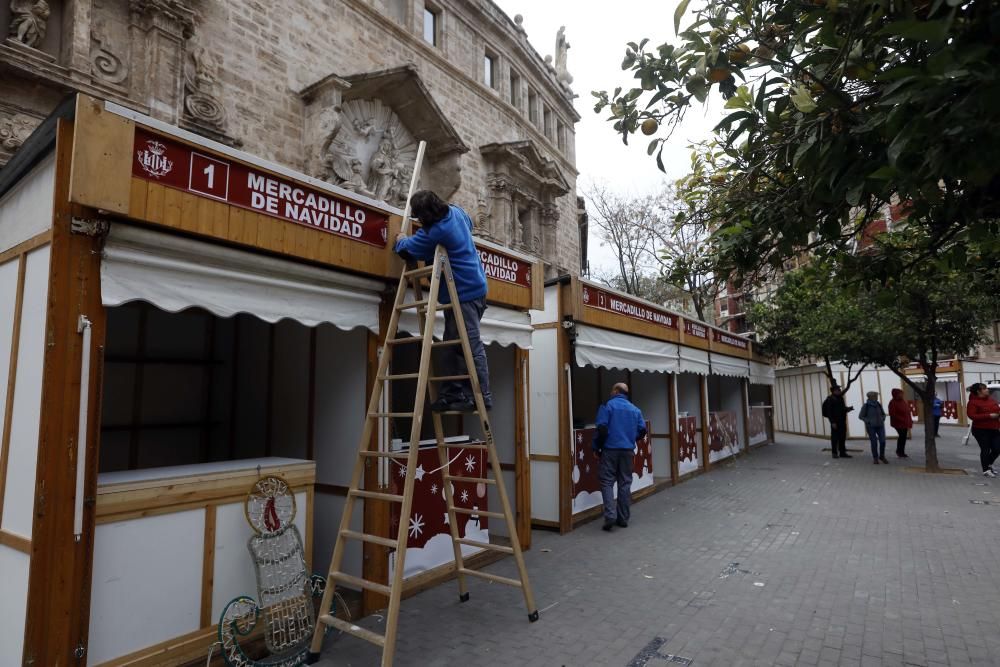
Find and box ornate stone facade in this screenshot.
[0,0,583,275]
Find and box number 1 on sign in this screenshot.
[189,152,229,199]
[204,164,214,189]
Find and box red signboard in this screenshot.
[132,127,389,248]
[684,319,709,340]
[581,285,678,329]
[712,329,750,350]
[477,246,531,288]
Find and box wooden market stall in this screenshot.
[0,94,542,667]
[706,327,754,465]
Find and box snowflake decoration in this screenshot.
[430,483,439,495]
[409,513,424,539]
[398,465,407,478]
[579,450,584,461]
[460,489,469,503]
[464,455,477,472]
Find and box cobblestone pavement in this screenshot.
[318,426,1000,666]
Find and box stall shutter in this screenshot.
[101,224,382,331]
[710,353,750,378]
[678,346,710,375]
[574,324,678,373]
[397,301,532,348]
[749,360,775,385]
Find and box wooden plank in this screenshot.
[145,181,165,224]
[529,453,560,462]
[199,505,217,628]
[68,95,134,213]
[557,286,572,533]
[92,622,264,667]
[162,184,182,228]
[514,347,531,548]
[179,190,200,233]
[0,529,30,553]
[0,230,52,265]
[128,176,148,220]
[0,254,26,519]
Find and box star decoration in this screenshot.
[408,513,424,538]
[414,464,426,481]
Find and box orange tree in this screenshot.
[594,0,1000,282]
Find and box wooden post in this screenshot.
[514,347,531,548]
[741,378,751,453]
[699,374,710,471]
[668,374,679,484]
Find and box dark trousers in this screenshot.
[829,420,847,456]
[867,425,886,460]
[440,297,491,405]
[894,427,908,455]
[971,428,1000,472]
[933,415,941,437]
[599,449,633,523]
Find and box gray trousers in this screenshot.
[440,297,491,405]
[599,448,633,523]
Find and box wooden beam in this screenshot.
[668,373,679,484]
[699,375,710,472]
[0,254,26,519]
[0,529,30,553]
[199,505,217,628]
[0,230,52,266]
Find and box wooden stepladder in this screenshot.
[308,143,538,667]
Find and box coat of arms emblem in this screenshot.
[136,140,173,178]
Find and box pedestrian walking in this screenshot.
[932,394,944,438]
[887,388,912,458]
[821,385,853,459]
[965,382,1000,478]
[593,383,647,531]
[859,391,888,464]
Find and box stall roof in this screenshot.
[710,353,750,378]
[749,360,775,385]
[574,324,679,374]
[679,346,710,375]
[101,224,383,331]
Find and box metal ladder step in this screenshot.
[457,568,523,588]
[328,571,392,596]
[318,614,386,647]
[340,530,398,549]
[350,489,405,503]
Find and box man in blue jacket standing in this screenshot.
[394,190,491,412]
[593,383,647,531]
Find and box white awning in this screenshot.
[573,324,678,373]
[711,353,750,378]
[749,360,775,385]
[678,346,710,375]
[101,224,382,331]
[397,299,533,349]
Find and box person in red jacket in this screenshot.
[887,388,913,458]
[966,382,1000,477]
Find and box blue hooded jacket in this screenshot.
[594,394,647,451]
[393,205,488,304]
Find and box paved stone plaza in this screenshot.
[320,427,1000,666]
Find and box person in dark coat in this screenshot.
[887,388,913,458]
[821,385,853,459]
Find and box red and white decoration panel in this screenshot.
[677,416,700,476]
[388,445,490,579]
[571,423,653,515]
[708,411,741,463]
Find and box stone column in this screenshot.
[128,0,194,123]
[62,0,94,81]
[486,173,514,246]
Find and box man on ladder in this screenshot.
[394,190,492,412]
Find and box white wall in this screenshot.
[0,154,54,253]
[2,246,49,537]
[631,371,670,479]
[528,327,559,523]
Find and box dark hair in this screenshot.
[968,382,987,394]
[409,190,449,226]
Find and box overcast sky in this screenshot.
[493,0,723,274]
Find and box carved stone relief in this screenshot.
[0,107,41,164]
[8,0,50,49]
[179,32,239,146]
[319,98,418,207]
[90,20,128,85]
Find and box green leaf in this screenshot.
[673,0,691,35]
[867,166,898,180]
[789,85,817,113]
[878,19,949,42]
[647,138,660,156]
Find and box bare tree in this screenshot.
[584,183,658,297]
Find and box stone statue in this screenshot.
[386,161,411,208]
[555,26,573,86]
[336,157,376,198]
[366,135,398,201]
[9,0,50,49]
[312,105,343,181]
